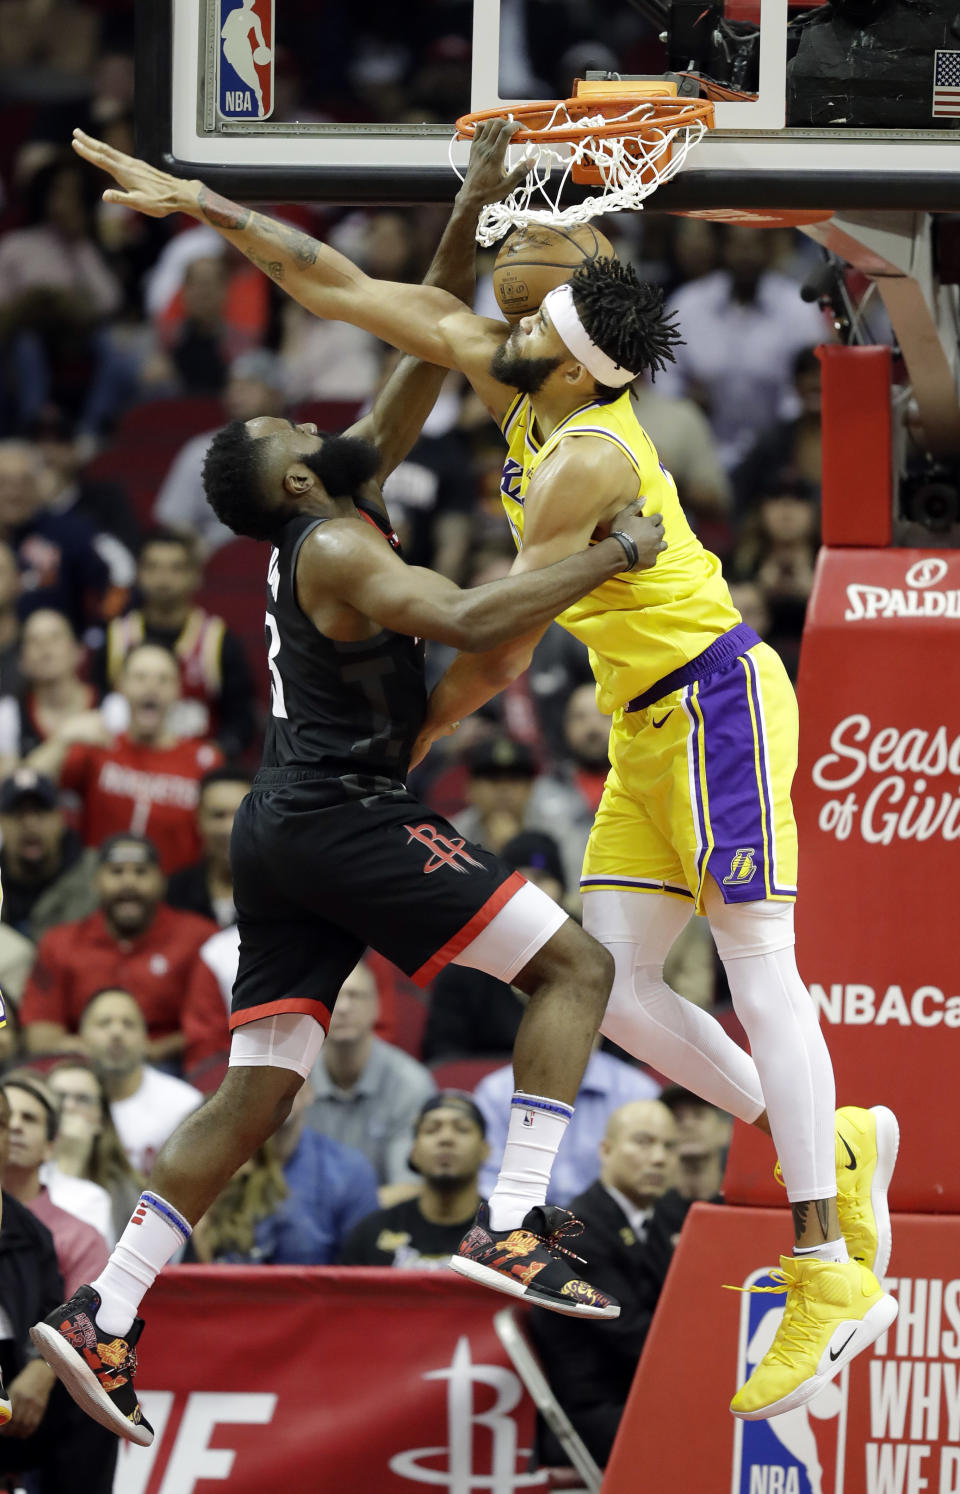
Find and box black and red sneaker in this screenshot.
[30,1285,153,1446]
[449,1202,619,1319]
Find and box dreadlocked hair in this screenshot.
[569,257,684,393]
[202,418,288,542]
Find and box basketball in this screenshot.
[253,46,271,64]
[492,222,616,322]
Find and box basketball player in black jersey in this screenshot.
[33,123,666,1447]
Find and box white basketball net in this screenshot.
[452,100,709,246]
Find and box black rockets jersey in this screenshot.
[261,508,427,783]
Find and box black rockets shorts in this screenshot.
[228,771,529,1033]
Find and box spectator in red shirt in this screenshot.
[20,833,217,1064]
[27,640,223,873]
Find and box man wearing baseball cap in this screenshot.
[0,770,98,940]
[341,1093,488,1268]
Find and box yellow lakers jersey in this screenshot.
[500,390,740,713]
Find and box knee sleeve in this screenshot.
[228,1012,325,1080]
[704,882,797,962]
[582,887,694,962]
[599,944,765,1124]
[709,900,836,1201]
[583,889,764,1121]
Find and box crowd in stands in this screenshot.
[0,0,839,1472]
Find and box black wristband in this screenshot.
[608,529,639,570]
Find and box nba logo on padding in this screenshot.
[732,1268,848,1494]
[218,0,273,120]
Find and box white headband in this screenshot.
[542,283,637,389]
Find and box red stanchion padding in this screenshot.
[724,547,960,1213]
[817,345,892,548]
[115,1267,544,1493]
[603,1203,960,1494]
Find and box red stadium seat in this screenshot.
[290,399,364,431]
[429,1057,505,1093]
[389,985,428,1056]
[116,396,224,441]
[200,537,270,706]
[86,397,226,526]
[185,1054,228,1095]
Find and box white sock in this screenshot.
[794,1238,849,1264]
[91,1192,191,1336]
[487,1093,573,1232]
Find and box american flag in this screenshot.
[933,50,960,117]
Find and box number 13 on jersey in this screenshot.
[265,611,287,718]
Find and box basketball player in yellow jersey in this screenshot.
[74,121,899,1420]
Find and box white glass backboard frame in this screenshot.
[138,0,960,209]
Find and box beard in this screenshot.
[422,1168,473,1193]
[490,339,563,396]
[301,433,380,499]
[104,898,151,937]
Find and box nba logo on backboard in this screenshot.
[731,1268,848,1494]
[218,0,273,120]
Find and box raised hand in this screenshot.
[457,117,533,207]
[72,128,199,219]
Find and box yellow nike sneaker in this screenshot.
[834,1106,900,1279]
[730,1255,898,1420]
[773,1106,900,1278]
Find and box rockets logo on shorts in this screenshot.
[218,0,274,120]
[731,1267,848,1494]
[723,847,759,886]
[404,824,486,876]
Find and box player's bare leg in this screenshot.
[508,918,612,1107]
[450,918,621,1319]
[30,1061,305,1444]
[145,1064,302,1223]
[791,1195,841,1251]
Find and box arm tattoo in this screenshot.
[197,186,251,232]
[197,188,319,274]
[268,219,319,268]
[246,251,285,283]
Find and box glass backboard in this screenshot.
[137,0,960,210]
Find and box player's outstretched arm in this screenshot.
[349,120,532,482]
[71,127,510,382]
[299,505,664,655]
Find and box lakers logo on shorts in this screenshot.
[723,848,759,886]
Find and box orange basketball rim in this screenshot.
[454,80,715,242]
[456,79,714,187]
